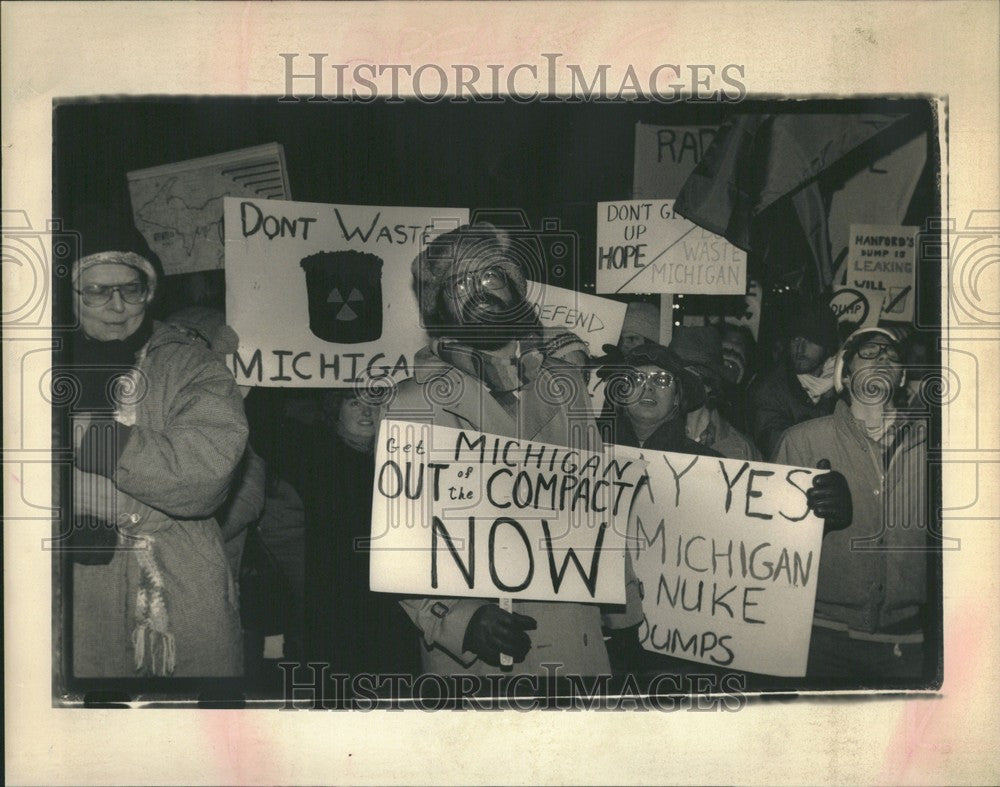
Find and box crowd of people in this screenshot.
[65,223,933,692]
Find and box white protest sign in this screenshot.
[225,197,467,387]
[614,445,824,677]
[129,143,291,275]
[632,124,719,199]
[525,281,626,355]
[596,199,746,296]
[845,223,918,322]
[369,421,645,604]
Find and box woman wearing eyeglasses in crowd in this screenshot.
[608,342,723,459]
[69,251,247,678]
[600,342,722,682]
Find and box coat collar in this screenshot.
[410,343,566,441]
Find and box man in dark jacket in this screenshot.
[748,300,840,458]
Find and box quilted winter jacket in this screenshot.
[71,322,248,677]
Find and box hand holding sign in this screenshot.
[463,603,537,667]
[807,459,853,533]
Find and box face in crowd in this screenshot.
[720,326,750,385]
[846,334,905,403]
[324,391,379,449]
[438,255,532,349]
[623,363,681,426]
[618,332,648,354]
[789,334,827,374]
[76,263,150,342]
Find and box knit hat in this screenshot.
[73,251,158,301]
[833,325,909,393]
[620,301,660,344]
[783,299,839,354]
[669,325,727,384]
[411,223,528,323]
[622,342,706,412]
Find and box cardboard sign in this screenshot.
[845,224,918,322]
[596,199,746,296]
[525,281,626,355]
[632,123,719,199]
[225,198,467,387]
[614,445,824,677]
[369,421,644,604]
[128,144,291,275]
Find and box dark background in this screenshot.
[52,96,941,336]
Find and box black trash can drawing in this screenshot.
[299,250,384,344]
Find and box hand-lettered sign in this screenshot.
[845,224,918,323]
[596,200,746,296]
[225,197,467,387]
[369,421,645,604]
[525,281,626,355]
[632,123,719,199]
[614,444,825,677]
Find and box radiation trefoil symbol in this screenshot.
[327,286,364,321]
[300,250,384,344]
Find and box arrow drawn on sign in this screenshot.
[614,224,698,294]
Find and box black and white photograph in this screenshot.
[4,2,999,784]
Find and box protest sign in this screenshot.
[845,223,918,322]
[831,284,882,328]
[369,421,644,604]
[525,281,626,355]
[128,144,291,275]
[596,199,746,296]
[632,124,719,198]
[225,198,467,387]
[613,444,824,677]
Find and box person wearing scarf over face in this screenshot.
[379,223,620,683]
[70,251,247,678]
[748,299,840,459]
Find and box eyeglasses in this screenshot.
[76,282,148,307]
[626,369,677,390]
[449,265,509,295]
[856,341,902,362]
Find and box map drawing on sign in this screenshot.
[128,143,290,276]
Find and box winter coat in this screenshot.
[747,362,837,460]
[71,322,247,678]
[774,401,928,634]
[381,344,613,678]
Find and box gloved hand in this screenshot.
[807,459,853,533]
[591,343,626,382]
[462,604,537,666]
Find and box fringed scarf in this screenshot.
[132,535,176,676]
[72,318,177,676]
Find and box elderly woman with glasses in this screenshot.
[69,251,247,677]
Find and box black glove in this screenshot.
[807,459,853,533]
[66,515,119,565]
[462,604,537,666]
[591,343,626,382]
